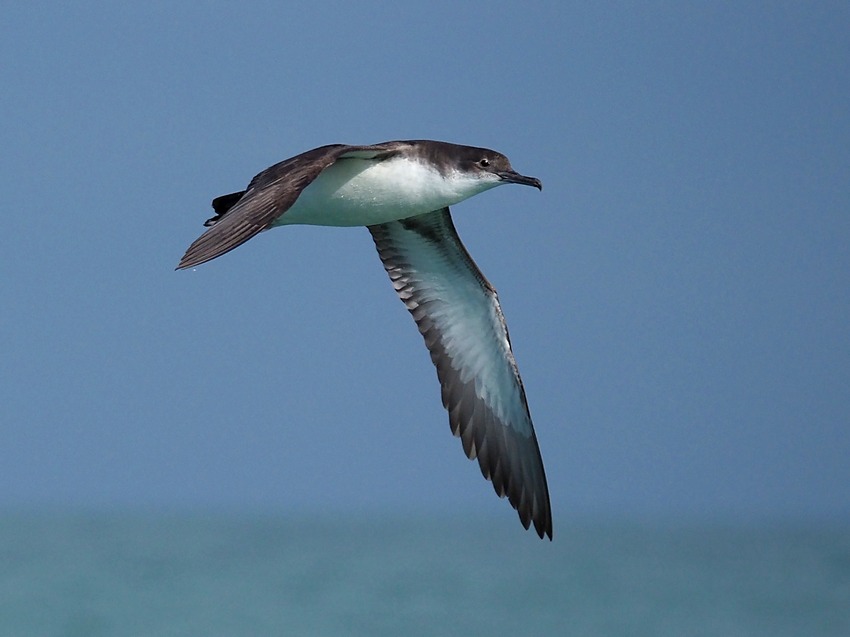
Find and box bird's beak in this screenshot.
[498,171,543,190]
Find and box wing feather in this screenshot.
[177,143,402,269]
[368,209,552,539]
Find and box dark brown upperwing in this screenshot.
[176,143,402,269]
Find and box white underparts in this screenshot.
[273,157,502,227]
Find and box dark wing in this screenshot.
[176,143,402,269]
[369,209,552,539]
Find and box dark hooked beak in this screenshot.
[498,171,543,190]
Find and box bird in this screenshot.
[177,140,552,539]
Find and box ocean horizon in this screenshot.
[2,509,848,636]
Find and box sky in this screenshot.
[1,2,848,533]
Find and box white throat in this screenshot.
[274,156,501,227]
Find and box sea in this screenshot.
[1,511,848,636]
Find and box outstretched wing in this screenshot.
[176,143,401,269]
[369,209,552,539]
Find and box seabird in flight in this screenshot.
[177,140,552,539]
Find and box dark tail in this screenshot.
[204,190,246,226]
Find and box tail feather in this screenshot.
[204,190,246,226]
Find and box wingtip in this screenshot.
[175,254,196,271]
[522,503,553,541]
[175,248,211,271]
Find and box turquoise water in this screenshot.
[2,512,848,636]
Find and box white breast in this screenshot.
[275,157,500,227]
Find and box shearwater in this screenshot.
[177,140,552,539]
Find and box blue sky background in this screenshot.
[1,2,848,534]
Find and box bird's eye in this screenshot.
[478,158,490,168]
